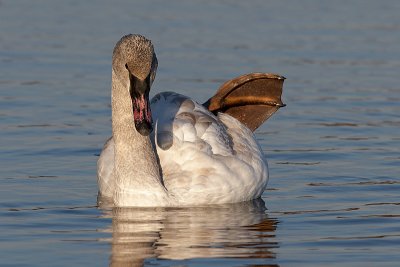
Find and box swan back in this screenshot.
[151,92,268,205]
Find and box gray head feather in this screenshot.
[112,34,157,81]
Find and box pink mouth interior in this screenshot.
[132,94,152,124]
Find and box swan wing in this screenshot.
[151,92,268,205]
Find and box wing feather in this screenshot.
[151,92,268,205]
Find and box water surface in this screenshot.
[1,1,399,266]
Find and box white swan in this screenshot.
[97,34,270,207]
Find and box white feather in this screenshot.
[98,92,268,206]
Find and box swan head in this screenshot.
[112,34,158,136]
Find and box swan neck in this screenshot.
[111,69,166,205]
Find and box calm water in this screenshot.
[1,1,399,266]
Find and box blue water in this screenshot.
[1,1,399,266]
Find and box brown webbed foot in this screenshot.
[204,73,285,131]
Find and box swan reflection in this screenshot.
[100,198,278,266]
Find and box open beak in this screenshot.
[128,71,153,136]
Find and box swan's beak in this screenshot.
[129,72,153,136]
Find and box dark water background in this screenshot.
[1,1,399,266]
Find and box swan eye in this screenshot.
[125,63,129,70]
[146,72,151,84]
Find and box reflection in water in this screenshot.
[100,199,278,266]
